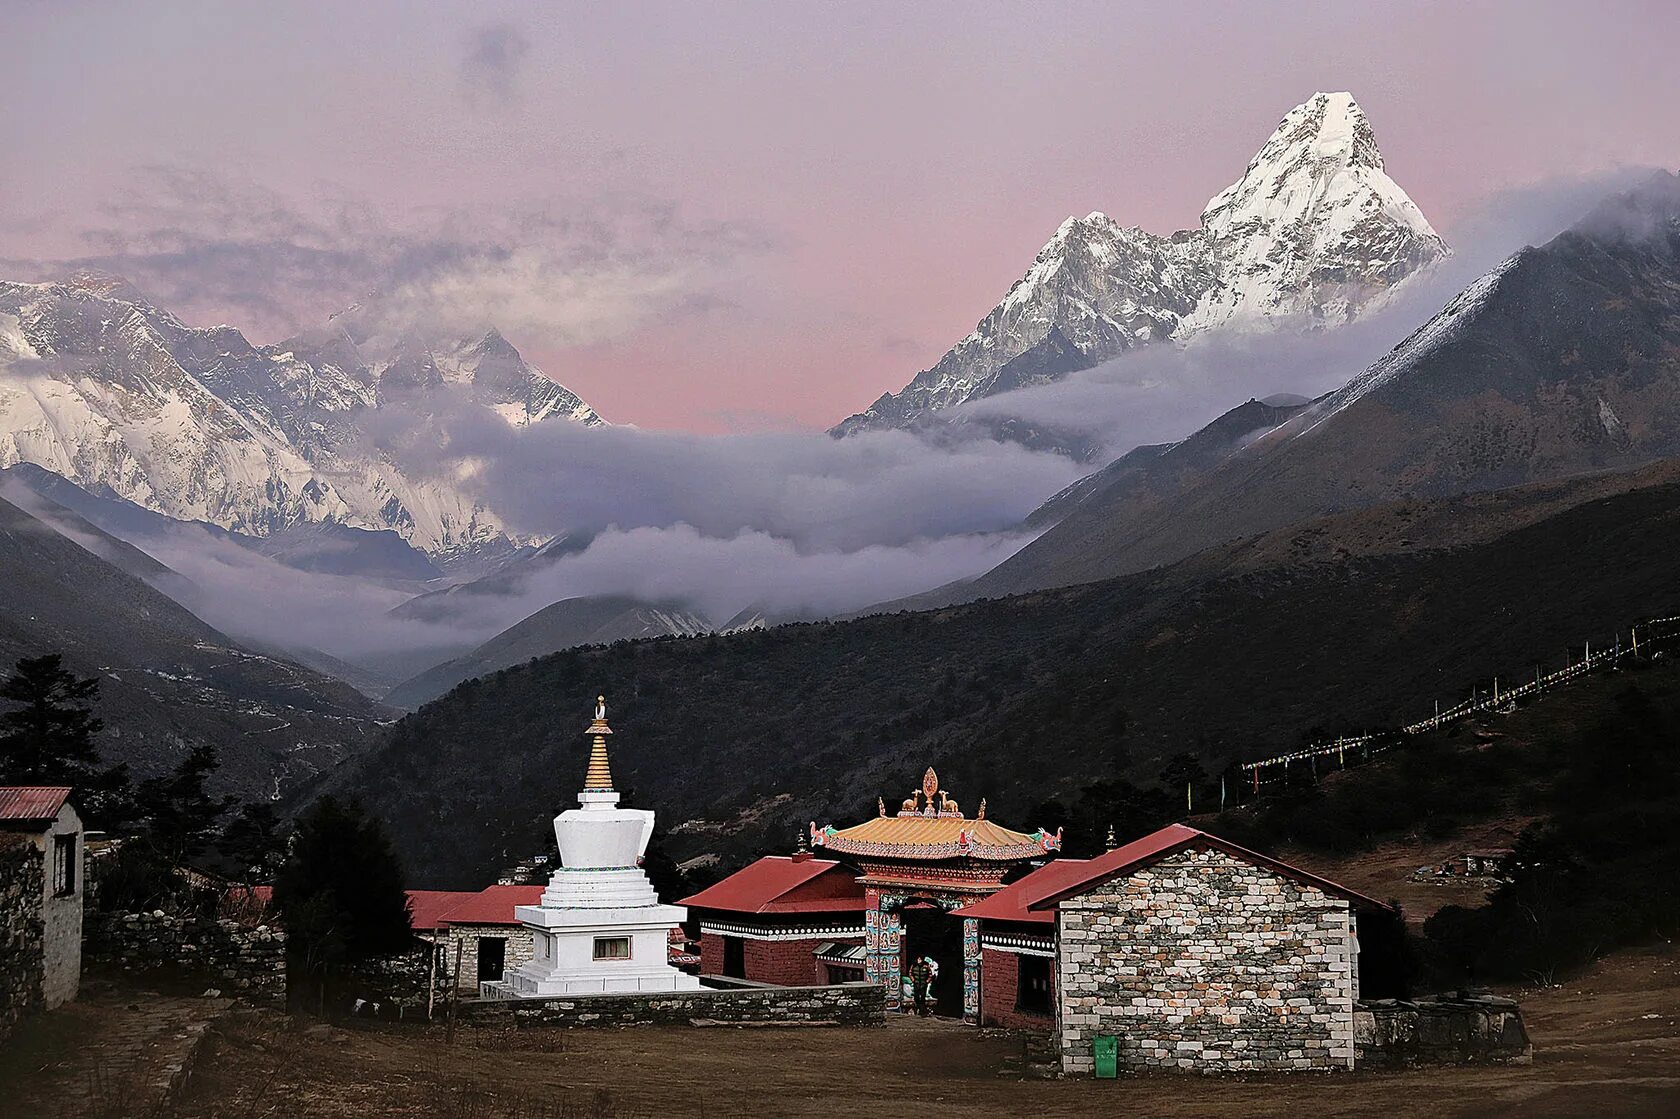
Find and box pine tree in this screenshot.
[0,654,104,785]
[274,796,414,1012]
[134,744,231,868]
[218,803,289,883]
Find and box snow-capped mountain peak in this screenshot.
[835,91,1447,436]
[0,277,604,562]
[1192,91,1446,328]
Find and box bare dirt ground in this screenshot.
[148,945,1680,1119]
[0,983,229,1119]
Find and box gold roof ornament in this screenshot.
[583,695,614,791]
[808,766,1063,860]
[1105,824,1118,850]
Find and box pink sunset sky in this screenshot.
[5,0,1677,433]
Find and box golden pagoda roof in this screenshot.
[810,767,1061,862]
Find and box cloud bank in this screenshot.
[2,168,772,351]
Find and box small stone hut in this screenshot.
[1015,823,1387,1074]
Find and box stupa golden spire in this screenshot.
[584,695,614,791]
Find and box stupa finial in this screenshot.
[1105,823,1118,850]
[583,695,614,791]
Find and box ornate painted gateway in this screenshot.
[810,768,1061,1020]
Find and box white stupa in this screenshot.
[504,697,700,996]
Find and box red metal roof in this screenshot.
[407,889,477,931]
[1023,824,1389,913]
[437,885,545,927]
[953,857,1094,925]
[0,786,71,825]
[679,855,866,915]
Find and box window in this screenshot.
[1016,954,1052,1014]
[52,834,76,897]
[476,936,507,981]
[826,963,864,985]
[593,936,631,961]
[722,935,745,978]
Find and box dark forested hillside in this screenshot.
[0,495,389,798]
[337,477,1680,887]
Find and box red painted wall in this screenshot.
[698,932,865,986]
[979,947,1055,1031]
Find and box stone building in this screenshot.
[409,885,542,990]
[1018,823,1385,1075]
[0,787,85,1028]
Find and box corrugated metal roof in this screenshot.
[407,889,478,931]
[0,786,71,825]
[680,855,865,915]
[1024,824,1390,912]
[438,885,545,926]
[953,857,1094,925]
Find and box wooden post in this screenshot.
[426,937,439,1021]
[446,940,463,1045]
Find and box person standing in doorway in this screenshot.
[910,956,933,1017]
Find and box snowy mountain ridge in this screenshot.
[0,271,603,562]
[835,92,1448,435]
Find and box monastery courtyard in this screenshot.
[6,942,1662,1119]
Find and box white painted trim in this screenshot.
[700,921,866,942]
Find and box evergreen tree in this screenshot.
[274,796,413,1012]
[0,654,104,785]
[218,803,290,883]
[134,744,231,868]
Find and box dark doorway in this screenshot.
[899,902,963,1017]
[1016,954,1052,1015]
[723,935,746,979]
[476,936,507,982]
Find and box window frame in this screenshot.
[592,935,632,961]
[52,833,77,898]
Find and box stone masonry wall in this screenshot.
[461,981,884,1028]
[85,911,285,1006]
[0,836,46,1039]
[1356,994,1532,1067]
[1058,847,1356,1074]
[441,924,535,989]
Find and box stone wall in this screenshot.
[1355,994,1532,1067]
[85,911,285,1006]
[460,981,884,1028]
[439,924,535,989]
[1057,847,1357,1074]
[0,836,46,1039]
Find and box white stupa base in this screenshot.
[502,883,698,998]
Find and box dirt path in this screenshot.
[0,984,230,1119]
[163,946,1680,1117]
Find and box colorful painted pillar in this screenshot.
[863,887,882,988]
[882,907,903,1010]
[962,917,980,1024]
